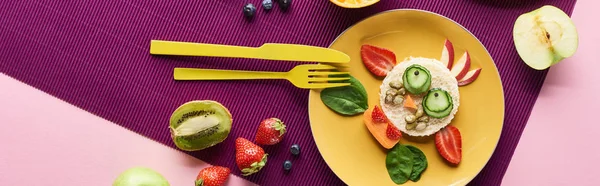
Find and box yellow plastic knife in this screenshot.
[149,40,350,63]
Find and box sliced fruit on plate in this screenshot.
[386,123,402,140]
[439,39,455,70]
[458,68,482,86]
[435,125,462,165]
[360,44,397,77]
[363,106,400,149]
[513,5,579,70]
[372,105,390,123]
[450,51,471,80]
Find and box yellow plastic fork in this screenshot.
[173,64,351,89]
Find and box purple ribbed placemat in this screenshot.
[1,0,576,185]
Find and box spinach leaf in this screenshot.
[385,144,414,184]
[345,75,368,100]
[406,145,428,182]
[320,75,368,116]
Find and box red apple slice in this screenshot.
[458,68,482,86]
[450,51,471,80]
[440,39,455,70]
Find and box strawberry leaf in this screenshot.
[241,154,268,176]
[271,119,286,137]
[195,179,204,186]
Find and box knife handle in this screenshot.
[150,40,260,58]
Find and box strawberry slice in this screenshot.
[385,123,402,140]
[435,125,462,165]
[371,105,389,123]
[361,45,397,77]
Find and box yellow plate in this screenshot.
[308,9,504,186]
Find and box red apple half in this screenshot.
[440,39,455,70]
[450,51,471,80]
[458,68,482,86]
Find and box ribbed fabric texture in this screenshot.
[0,0,576,185]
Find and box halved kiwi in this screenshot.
[169,100,233,151]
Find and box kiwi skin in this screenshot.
[169,100,233,151]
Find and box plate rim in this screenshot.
[308,8,506,185]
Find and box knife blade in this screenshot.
[149,40,350,63]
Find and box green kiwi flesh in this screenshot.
[169,100,232,151]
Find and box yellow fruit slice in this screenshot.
[330,0,379,8]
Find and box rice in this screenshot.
[379,57,460,137]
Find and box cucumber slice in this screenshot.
[424,89,451,112]
[423,88,453,118]
[402,64,431,95]
[425,103,453,119]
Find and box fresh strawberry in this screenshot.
[360,44,397,77]
[371,105,389,123]
[435,125,462,165]
[385,123,402,140]
[195,166,230,186]
[235,137,268,176]
[255,118,286,145]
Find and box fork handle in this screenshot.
[151,40,258,58]
[173,68,287,80]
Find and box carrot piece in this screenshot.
[404,95,417,110]
[363,106,400,149]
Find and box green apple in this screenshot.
[113,167,170,186]
[513,5,579,70]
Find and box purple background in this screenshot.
[0,0,576,185]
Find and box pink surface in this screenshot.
[0,2,597,186]
[502,0,600,185]
[0,75,256,186]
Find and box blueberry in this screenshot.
[290,144,300,155]
[278,0,291,10]
[283,160,292,171]
[243,3,256,18]
[262,0,273,10]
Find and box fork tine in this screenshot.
[309,77,350,82]
[307,83,351,89]
[308,71,349,76]
[326,63,349,68]
[308,64,338,70]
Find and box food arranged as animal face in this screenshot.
[358,39,475,183]
[379,57,460,137]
